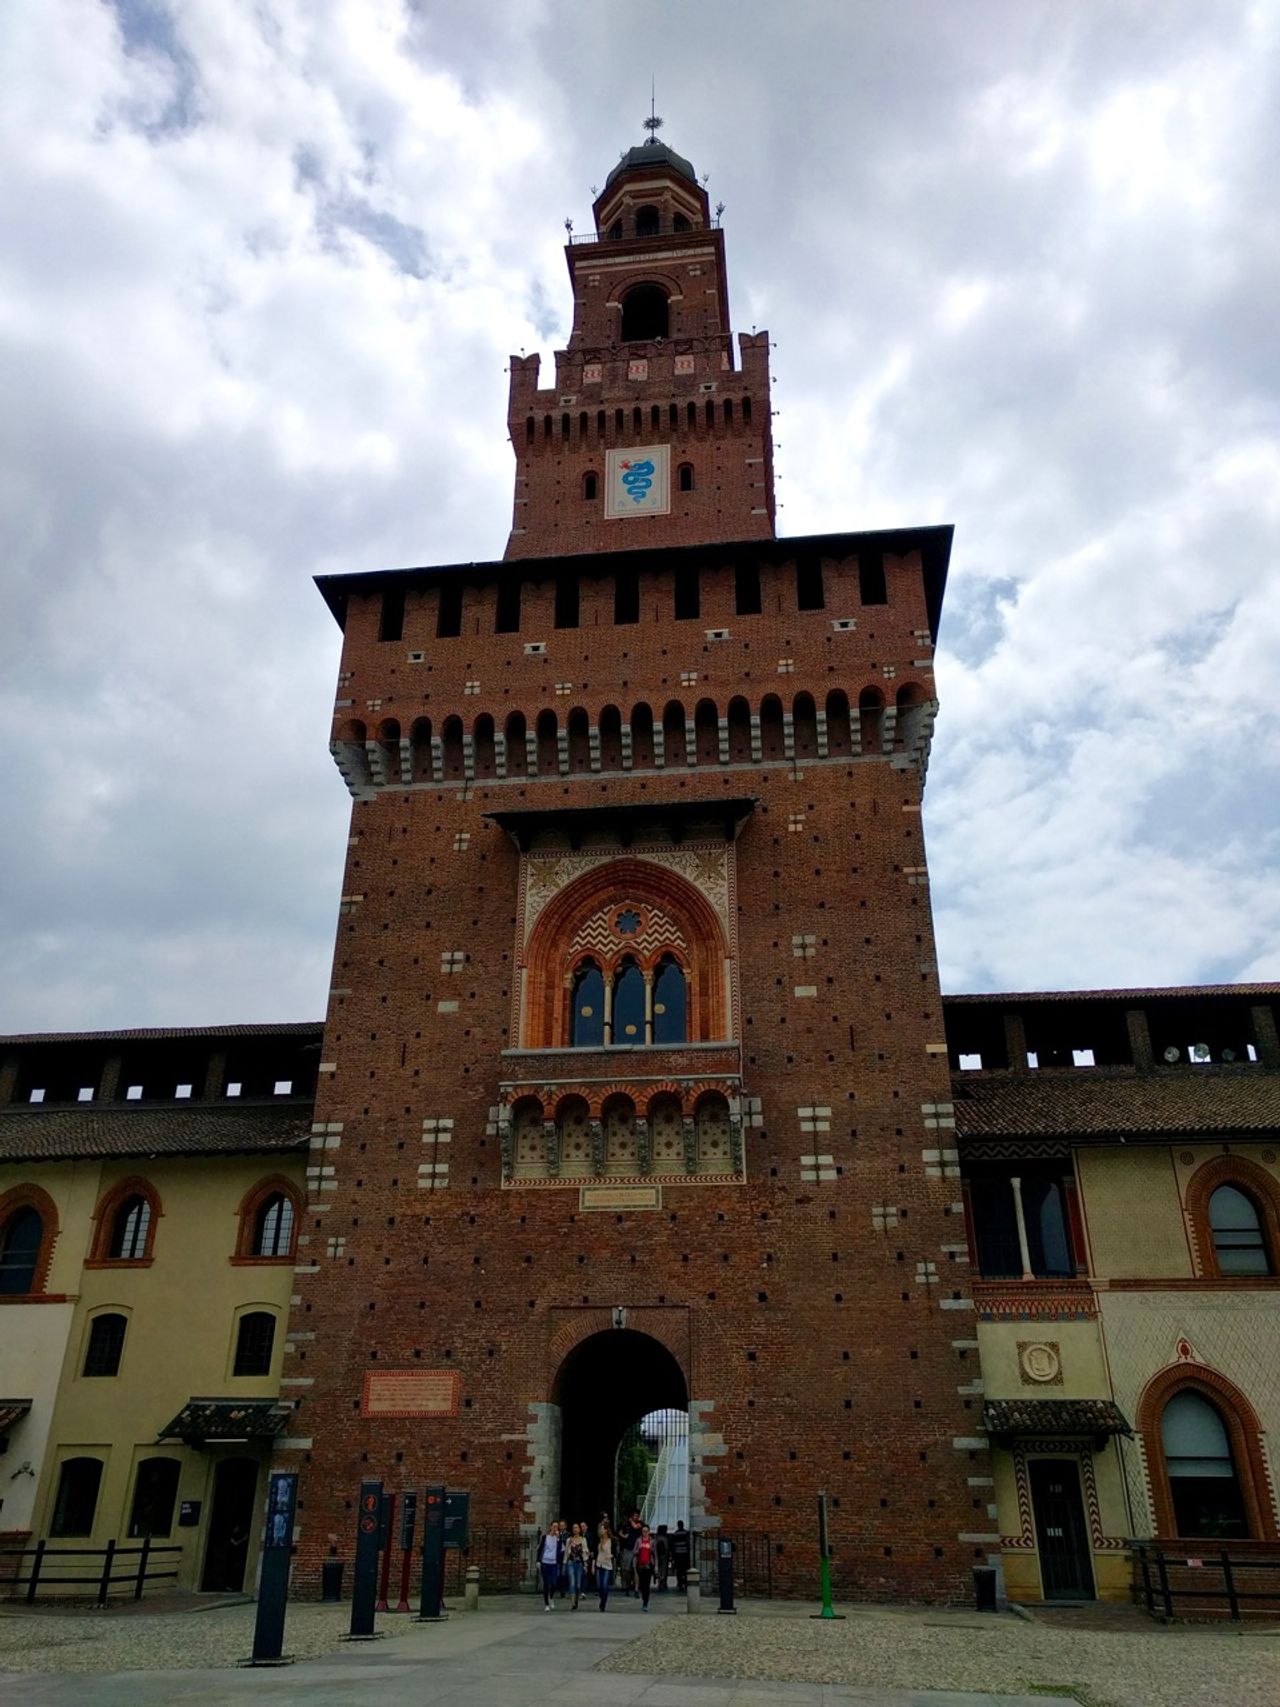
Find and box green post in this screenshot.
[812,1490,842,1619]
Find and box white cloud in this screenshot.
[1,0,1277,1027]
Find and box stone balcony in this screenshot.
[494,1040,749,1189]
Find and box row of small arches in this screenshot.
[333,686,934,790]
[506,1089,736,1178]
[527,395,753,446]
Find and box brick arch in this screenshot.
[0,1182,60,1297]
[547,1311,690,1400]
[1184,1153,1280,1278]
[523,857,728,1047]
[1136,1360,1278,1540]
[605,269,684,314]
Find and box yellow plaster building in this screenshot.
[947,986,1280,1607]
[0,1024,317,1596]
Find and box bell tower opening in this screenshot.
[621,283,670,342]
[551,1327,688,1527]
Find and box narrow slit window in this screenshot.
[678,463,694,492]
[495,578,522,634]
[674,570,701,621]
[614,569,640,625]
[378,587,405,642]
[796,556,825,610]
[859,553,887,605]
[734,560,762,616]
[554,575,580,630]
[436,581,463,638]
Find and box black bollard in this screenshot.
[716,1537,736,1614]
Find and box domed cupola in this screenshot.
[591,118,711,242]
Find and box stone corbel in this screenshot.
[636,1117,652,1176]
[728,1114,744,1174]
[682,1116,698,1175]
[543,1119,560,1178]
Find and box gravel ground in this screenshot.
[0,1603,405,1673]
[594,1608,1280,1707]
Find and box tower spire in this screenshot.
[643,81,663,144]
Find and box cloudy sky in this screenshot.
[3,0,1278,1031]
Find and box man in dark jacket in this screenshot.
[655,1524,670,1591]
[670,1519,692,1591]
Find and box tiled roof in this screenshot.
[0,1022,323,1046]
[157,1398,290,1444]
[952,1070,1280,1140]
[0,1401,32,1433]
[945,985,1280,1006]
[0,1103,313,1162]
[983,1399,1131,1437]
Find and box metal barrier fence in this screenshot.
[1135,1542,1280,1620]
[695,1530,773,1599]
[434,1527,773,1598]
[442,1529,529,1596]
[0,1536,182,1606]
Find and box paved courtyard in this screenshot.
[1,1593,1277,1707]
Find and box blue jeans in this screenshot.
[540,1560,558,1603]
[596,1566,613,1608]
[566,1560,584,1598]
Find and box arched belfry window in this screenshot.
[612,960,646,1045]
[621,284,669,342]
[652,956,687,1045]
[635,204,660,237]
[1161,1391,1247,1538]
[571,961,605,1047]
[1208,1185,1271,1274]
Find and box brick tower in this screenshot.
[506,135,774,557]
[284,128,991,1603]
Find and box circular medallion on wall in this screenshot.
[1017,1340,1062,1385]
[1179,1150,1195,1166]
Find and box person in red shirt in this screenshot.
[634,1523,656,1610]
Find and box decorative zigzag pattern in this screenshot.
[568,902,688,966]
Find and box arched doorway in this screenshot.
[552,1328,688,1528]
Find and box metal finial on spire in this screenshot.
[643,79,663,143]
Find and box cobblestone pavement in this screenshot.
[1,1593,1276,1706]
[595,1604,1280,1707]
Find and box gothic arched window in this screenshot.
[1161,1391,1248,1538]
[0,1204,45,1295]
[109,1194,152,1261]
[254,1193,294,1259]
[652,956,687,1044]
[1208,1185,1271,1275]
[612,960,646,1045]
[571,961,605,1047]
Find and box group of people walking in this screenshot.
[534,1512,693,1612]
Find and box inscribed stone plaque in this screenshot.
[361,1369,460,1419]
[579,1184,662,1212]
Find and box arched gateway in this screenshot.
[551,1328,689,1527]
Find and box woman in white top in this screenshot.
[595,1523,615,1611]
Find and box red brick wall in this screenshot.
[283,541,993,1602]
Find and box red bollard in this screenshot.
[375,1493,396,1613]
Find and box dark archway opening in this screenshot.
[621,285,669,342]
[553,1328,687,1527]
